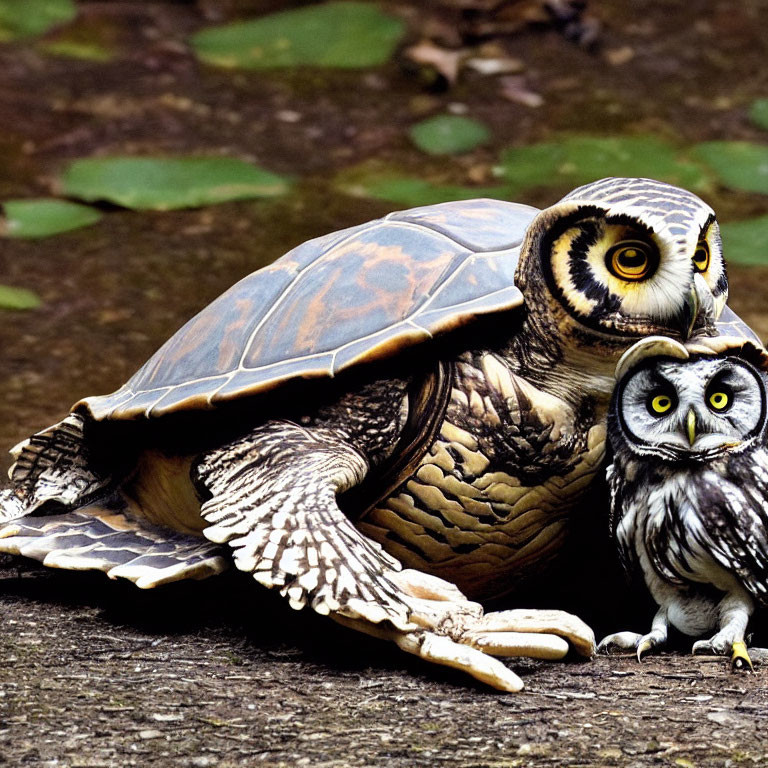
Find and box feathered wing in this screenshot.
[605,461,636,574]
[692,455,768,606]
[195,420,415,630]
[606,454,693,589]
[605,457,659,582]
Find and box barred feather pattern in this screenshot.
[608,451,768,608]
[195,420,412,629]
[0,414,110,523]
[561,177,715,248]
[0,506,228,588]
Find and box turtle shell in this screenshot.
[77,199,539,421]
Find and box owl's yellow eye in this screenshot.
[605,240,656,282]
[650,394,673,414]
[693,241,710,273]
[709,391,730,411]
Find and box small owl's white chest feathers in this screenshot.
[617,470,747,636]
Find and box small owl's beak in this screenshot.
[686,408,697,446]
[681,273,716,339]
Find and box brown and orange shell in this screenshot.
[76,199,539,421]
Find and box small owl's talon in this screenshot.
[731,641,754,672]
[692,640,711,656]
[598,625,666,661]
[636,639,653,662]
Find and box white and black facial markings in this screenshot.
[541,178,727,334]
[613,355,768,462]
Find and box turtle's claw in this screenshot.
[395,631,525,692]
[730,641,754,672]
[334,569,596,692]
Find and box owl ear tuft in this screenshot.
[615,336,689,382]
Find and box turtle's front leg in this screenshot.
[195,420,594,692]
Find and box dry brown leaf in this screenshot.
[499,75,544,107]
[404,40,468,84]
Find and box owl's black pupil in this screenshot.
[694,249,706,264]
[646,389,677,417]
[620,249,644,266]
[605,240,657,282]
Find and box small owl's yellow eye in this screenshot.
[650,394,673,414]
[693,241,710,273]
[709,391,730,410]
[606,240,655,282]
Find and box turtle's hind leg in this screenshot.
[0,498,228,588]
[1,413,227,587]
[1,414,110,522]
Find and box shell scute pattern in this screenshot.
[241,225,473,368]
[715,306,763,346]
[77,200,537,421]
[389,198,538,251]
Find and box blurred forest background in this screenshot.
[2,1,768,766]
[2,0,768,463]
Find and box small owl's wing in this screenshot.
[605,460,646,580]
[694,464,768,605]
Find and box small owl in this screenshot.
[599,343,768,669]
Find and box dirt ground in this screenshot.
[3,1,768,766]
[4,562,768,768]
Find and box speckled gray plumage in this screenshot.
[602,354,768,658]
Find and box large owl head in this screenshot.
[518,177,727,341]
[610,346,768,463]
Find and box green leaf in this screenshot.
[190,2,405,69]
[2,198,102,238]
[409,115,491,156]
[59,156,291,210]
[748,99,768,132]
[338,172,505,207]
[720,215,768,266]
[40,39,112,62]
[498,136,707,192]
[0,285,42,311]
[693,141,768,195]
[0,0,76,41]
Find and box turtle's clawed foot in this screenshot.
[334,569,595,693]
[598,629,666,661]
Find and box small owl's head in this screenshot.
[611,353,768,462]
[519,177,727,341]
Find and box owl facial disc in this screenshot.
[614,355,768,461]
[529,177,728,340]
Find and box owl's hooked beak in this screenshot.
[680,273,716,339]
[686,408,697,447]
[683,407,741,452]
